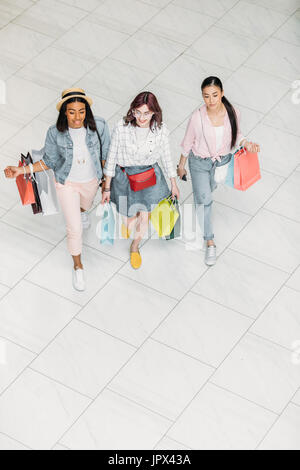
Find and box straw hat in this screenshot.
[56,88,93,111]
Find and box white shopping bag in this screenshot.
[31,148,60,216]
[214,162,230,184]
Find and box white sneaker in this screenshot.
[72,268,86,291]
[81,211,90,230]
[205,245,217,266]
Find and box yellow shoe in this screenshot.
[130,251,142,269]
[121,223,131,239]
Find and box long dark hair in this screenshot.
[124,91,163,131]
[201,76,237,149]
[56,97,97,133]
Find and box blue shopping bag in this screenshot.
[225,153,235,188]
[100,202,115,245]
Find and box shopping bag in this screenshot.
[166,197,181,240]
[31,149,60,216]
[23,152,43,215]
[234,147,261,191]
[214,164,229,184]
[97,202,115,245]
[150,195,179,238]
[225,152,235,188]
[16,159,36,205]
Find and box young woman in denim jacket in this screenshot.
[5,88,110,292]
[102,91,179,270]
[177,76,260,266]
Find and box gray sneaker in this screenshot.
[205,245,217,266]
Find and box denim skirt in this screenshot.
[110,163,170,217]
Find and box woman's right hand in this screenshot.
[177,165,187,180]
[101,190,111,204]
[4,166,21,179]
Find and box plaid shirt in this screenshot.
[104,119,176,178]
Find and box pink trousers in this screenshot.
[55,178,99,256]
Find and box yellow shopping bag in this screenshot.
[150,196,179,238]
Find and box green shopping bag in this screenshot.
[166,197,181,240]
[150,195,179,238]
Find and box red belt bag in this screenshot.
[121,166,156,192]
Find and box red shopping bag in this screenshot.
[234,147,261,191]
[16,161,36,205]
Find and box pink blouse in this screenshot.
[181,104,245,161]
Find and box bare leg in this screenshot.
[131,211,150,252]
[72,254,83,270]
[123,213,139,232]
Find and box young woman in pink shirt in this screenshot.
[177,76,260,266]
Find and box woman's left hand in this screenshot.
[244,141,260,153]
[171,184,180,201]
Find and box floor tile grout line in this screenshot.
[248,331,298,354]
[190,290,257,321]
[285,284,300,294]
[51,233,212,448]
[117,272,179,302]
[27,366,94,400]
[215,153,300,274]
[163,1,240,19]
[255,385,300,449]
[0,219,60,247]
[153,244,297,447]
[149,337,217,370]
[9,135,293,447]
[223,244,292,275]
[99,0,238,121]
[106,387,174,423]
[155,436,193,451]
[153,429,194,450]
[0,0,127,151]
[50,0,100,14]
[262,119,300,139]
[0,0,298,450]
[209,0,294,44]
[0,334,37,356]
[74,317,138,350]
[228,247,291,274]
[263,207,300,225]
[0,35,91,149]
[208,381,280,416]
[82,242,129,264]
[0,232,64,303]
[0,0,188,158]
[22,3,300,450]
[22,278,82,307]
[0,430,33,450]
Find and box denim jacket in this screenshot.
[43,117,110,185]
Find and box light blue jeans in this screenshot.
[188,151,232,241]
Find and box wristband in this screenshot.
[104,188,111,192]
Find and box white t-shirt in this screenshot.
[215,126,224,153]
[67,127,97,183]
[135,126,151,159]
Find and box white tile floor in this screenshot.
[0,0,299,450]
